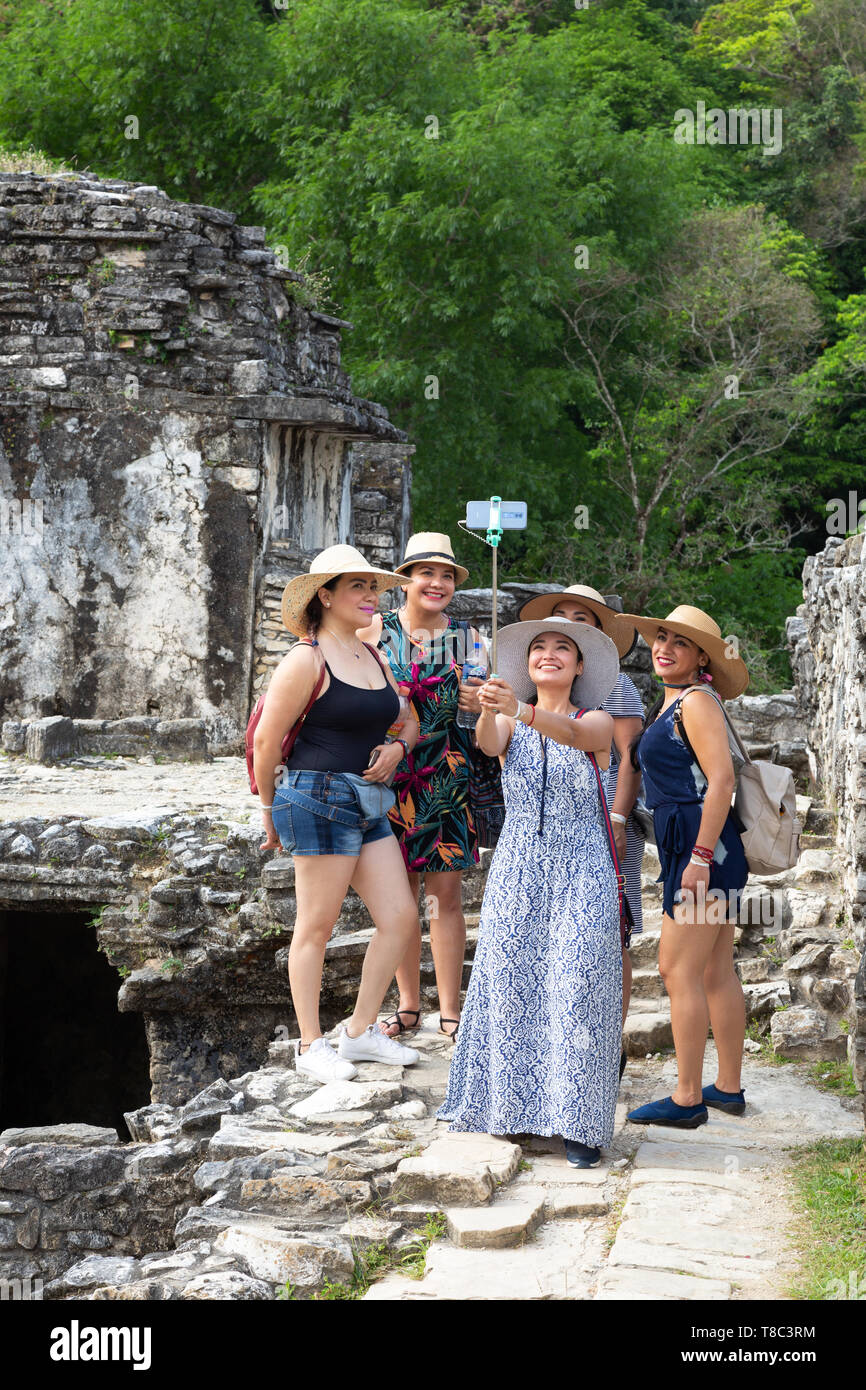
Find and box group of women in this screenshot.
[252,532,750,1168]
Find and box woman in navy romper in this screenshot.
[615,606,750,1129]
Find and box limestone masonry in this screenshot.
[0,171,411,746]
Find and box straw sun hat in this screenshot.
[618,604,749,700]
[519,584,635,658]
[280,545,405,640]
[393,532,469,586]
[495,618,621,710]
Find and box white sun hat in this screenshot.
[495,617,621,710]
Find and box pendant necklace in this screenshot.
[326,629,361,660]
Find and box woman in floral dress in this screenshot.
[359,533,484,1041]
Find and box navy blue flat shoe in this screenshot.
[703,1083,746,1115]
[626,1096,708,1128]
[564,1138,601,1168]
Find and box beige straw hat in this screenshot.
[618,605,749,699]
[393,532,469,585]
[518,584,635,658]
[280,545,405,639]
[495,618,621,710]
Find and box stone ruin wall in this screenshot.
[788,531,866,1094]
[0,171,412,747]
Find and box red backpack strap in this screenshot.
[283,642,326,760]
[246,641,325,795]
[362,640,390,675]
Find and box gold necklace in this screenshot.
[323,628,361,660]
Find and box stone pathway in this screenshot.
[365,1029,861,1302]
[36,1007,861,1301]
[0,754,254,820]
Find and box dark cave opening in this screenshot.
[0,907,151,1140]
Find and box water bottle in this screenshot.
[456,641,487,728]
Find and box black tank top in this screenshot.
[287,646,400,775]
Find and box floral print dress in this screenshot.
[379,610,480,873]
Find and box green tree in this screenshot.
[0,0,277,213]
[253,0,706,564]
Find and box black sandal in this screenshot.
[380,1009,421,1037]
[439,1016,459,1042]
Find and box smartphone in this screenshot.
[367,750,380,768]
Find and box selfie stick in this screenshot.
[486,496,502,673]
[459,497,526,674]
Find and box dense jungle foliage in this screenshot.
[2,0,865,684]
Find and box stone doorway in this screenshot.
[0,907,151,1140]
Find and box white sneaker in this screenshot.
[338,1024,420,1066]
[294,1037,357,1083]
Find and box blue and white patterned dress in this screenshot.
[438,716,622,1147]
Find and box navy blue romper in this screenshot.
[637,692,747,919]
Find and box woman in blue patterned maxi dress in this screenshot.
[438,619,623,1164]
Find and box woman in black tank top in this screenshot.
[287,657,402,774]
[253,546,425,1085]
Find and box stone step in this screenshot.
[628,930,661,968]
[390,1133,521,1206]
[595,1266,732,1300]
[364,1219,605,1300]
[623,1007,673,1056]
[631,968,666,1001]
[803,803,833,836]
[443,1189,547,1249]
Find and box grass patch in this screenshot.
[396,1212,447,1280]
[605,1183,630,1250]
[312,1241,393,1300]
[301,1212,448,1300]
[809,1061,858,1098]
[0,143,76,175]
[788,1137,866,1300]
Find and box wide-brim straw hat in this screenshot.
[281,545,405,639]
[393,532,469,585]
[619,604,749,699]
[495,618,621,710]
[518,584,635,658]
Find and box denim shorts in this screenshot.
[271,769,394,857]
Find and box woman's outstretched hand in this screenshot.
[477,677,519,717]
